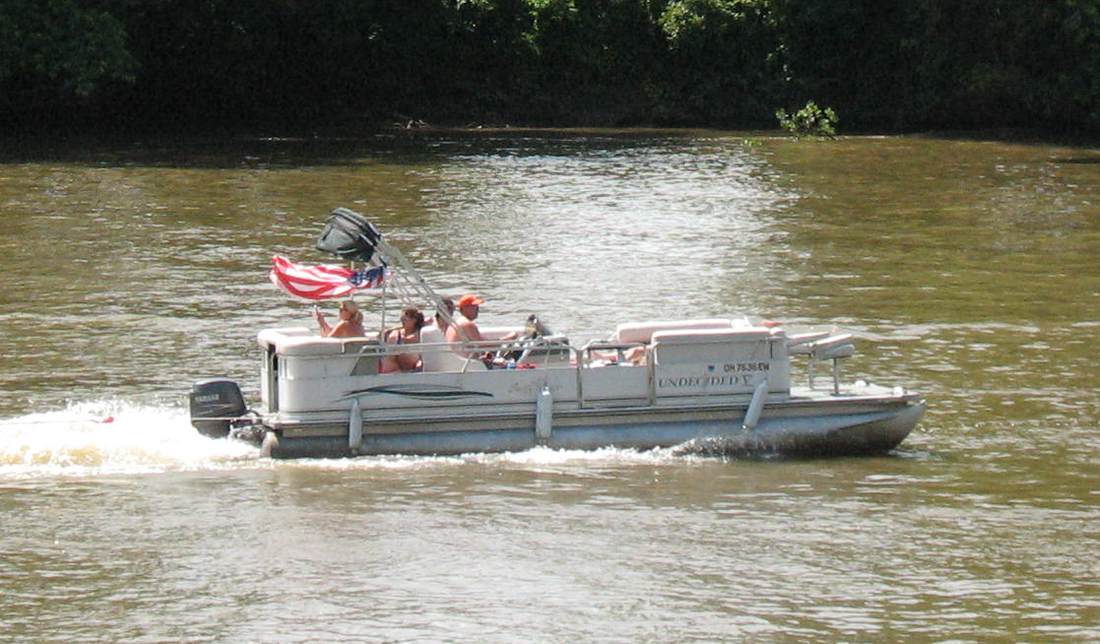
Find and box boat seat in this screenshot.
[651,328,774,344]
[420,350,487,373]
[516,334,571,367]
[651,327,778,365]
[612,318,740,345]
[257,326,311,347]
[257,328,382,356]
[478,326,526,341]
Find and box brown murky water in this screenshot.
[1,131,1097,641]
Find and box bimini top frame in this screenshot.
[315,207,458,336]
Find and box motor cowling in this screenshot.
[189,378,247,438]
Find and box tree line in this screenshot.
[3,0,1098,134]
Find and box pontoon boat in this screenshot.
[189,209,925,459]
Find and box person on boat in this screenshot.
[314,299,366,338]
[420,298,454,343]
[445,294,485,346]
[381,307,425,372]
[446,293,518,365]
[417,298,454,372]
[591,344,646,366]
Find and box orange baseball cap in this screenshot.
[457,294,484,307]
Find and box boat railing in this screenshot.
[329,335,581,373]
[574,340,654,407]
[576,340,647,366]
[787,331,856,394]
[302,334,654,398]
[270,329,844,400]
[335,329,852,394]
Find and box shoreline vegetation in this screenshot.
[3,1,1099,141]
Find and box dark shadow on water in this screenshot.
[669,436,918,462]
[0,127,727,170]
[1051,156,1100,165]
[0,131,459,169]
[5,125,1094,169]
[908,128,1100,154]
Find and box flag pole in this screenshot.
[379,265,388,335]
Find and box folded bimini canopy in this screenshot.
[315,207,382,263]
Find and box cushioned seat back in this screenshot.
[613,318,734,344]
[651,328,773,364]
[651,327,790,395]
[257,328,381,356]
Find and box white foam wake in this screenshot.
[0,401,706,479]
[279,445,700,474]
[0,400,259,478]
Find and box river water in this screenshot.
[1,131,1097,641]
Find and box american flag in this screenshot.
[269,255,386,300]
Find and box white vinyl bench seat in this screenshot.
[612,318,749,344]
[258,327,381,356]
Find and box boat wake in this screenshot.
[0,400,260,478]
[0,400,813,479]
[671,434,787,459]
[0,400,706,478]
[268,445,697,474]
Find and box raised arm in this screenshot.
[314,308,334,336]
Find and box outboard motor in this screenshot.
[189,378,247,439]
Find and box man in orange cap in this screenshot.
[446,293,516,360]
[446,294,486,345]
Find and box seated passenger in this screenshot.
[314,300,366,338]
[445,294,483,345]
[590,344,646,366]
[621,345,647,365]
[419,298,454,372]
[420,297,455,345]
[381,307,425,373]
[446,293,517,364]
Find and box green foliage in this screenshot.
[657,0,778,124]
[2,0,1098,134]
[776,101,838,138]
[523,0,661,122]
[0,0,135,111]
